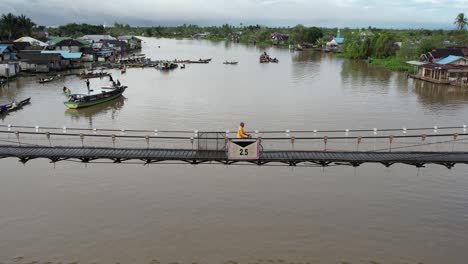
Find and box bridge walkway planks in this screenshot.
[1,145,467,168]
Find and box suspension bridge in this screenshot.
[1,124,468,168]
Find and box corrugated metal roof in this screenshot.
[49,37,71,45]
[14,37,48,46]
[41,50,82,59]
[0,45,9,53]
[117,36,141,41]
[435,55,464,65]
[421,63,468,70]
[406,60,428,66]
[334,37,345,44]
[77,39,90,46]
[430,48,464,58]
[79,35,116,42]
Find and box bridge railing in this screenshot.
[1,124,468,153]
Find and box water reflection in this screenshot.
[0,79,23,100]
[290,51,322,83]
[340,59,393,92]
[64,96,126,127]
[414,80,468,108]
[291,50,322,63]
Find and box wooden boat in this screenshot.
[174,59,190,63]
[259,53,278,63]
[260,54,270,63]
[199,58,212,62]
[0,97,31,114]
[269,58,279,63]
[125,63,145,68]
[186,60,209,64]
[79,72,111,79]
[223,61,238,65]
[156,62,178,70]
[64,86,127,109]
[38,76,58,83]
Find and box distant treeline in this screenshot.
[45,22,327,48]
[1,12,467,72]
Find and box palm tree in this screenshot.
[17,14,36,37]
[454,13,468,30]
[0,13,18,40]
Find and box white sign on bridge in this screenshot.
[228,139,260,160]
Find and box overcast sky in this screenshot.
[2,0,467,28]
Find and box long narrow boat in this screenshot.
[186,60,209,64]
[223,61,238,65]
[79,72,111,79]
[64,86,127,109]
[38,74,63,84]
[0,98,31,114]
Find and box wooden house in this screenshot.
[0,62,20,78]
[52,39,88,52]
[79,35,116,43]
[0,41,31,51]
[413,62,468,86]
[0,44,18,62]
[271,33,289,44]
[101,40,129,55]
[17,51,70,72]
[422,48,467,62]
[117,36,142,50]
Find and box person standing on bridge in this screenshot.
[237,122,250,139]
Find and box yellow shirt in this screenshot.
[237,126,249,138]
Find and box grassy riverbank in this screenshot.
[371,58,417,73]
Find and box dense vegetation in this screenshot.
[338,25,468,73]
[48,23,106,38]
[140,24,327,48]
[1,12,467,73]
[0,13,35,40]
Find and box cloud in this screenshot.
[0,0,464,28]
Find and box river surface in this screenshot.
[1,38,468,264]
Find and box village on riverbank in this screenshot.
[0,12,467,88]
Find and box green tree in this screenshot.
[17,14,35,36]
[0,13,18,40]
[291,24,306,43]
[454,13,468,30]
[417,38,438,55]
[373,31,397,58]
[305,27,323,44]
[291,25,323,44]
[145,28,153,37]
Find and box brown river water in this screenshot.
[1,38,468,264]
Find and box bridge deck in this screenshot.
[1,145,467,168]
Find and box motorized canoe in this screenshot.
[38,75,62,83]
[64,86,127,109]
[0,97,31,114]
[186,60,209,64]
[79,72,111,79]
